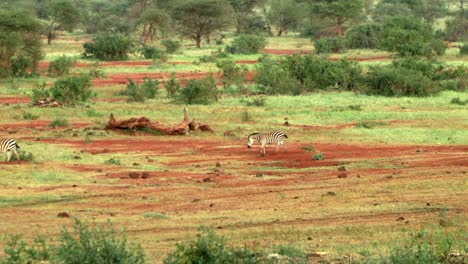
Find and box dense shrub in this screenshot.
[215,59,248,92]
[422,39,447,58]
[314,37,346,54]
[364,66,436,96]
[164,73,181,98]
[9,55,32,78]
[444,17,468,42]
[31,82,49,101]
[254,56,303,95]
[120,78,159,102]
[82,33,133,61]
[379,16,433,56]
[163,227,265,264]
[460,43,468,55]
[197,48,230,63]
[345,23,382,49]
[240,96,267,107]
[49,74,95,106]
[178,75,218,104]
[49,118,69,128]
[47,56,76,76]
[237,14,268,35]
[225,34,267,54]
[161,40,181,54]
[140,46,167,61]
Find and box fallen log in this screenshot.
[105,108,213,135]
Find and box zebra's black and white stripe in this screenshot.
[247,131,288,156]
[1,139,20,162]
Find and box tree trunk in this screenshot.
[195,35,202,48]
[142,24,148,44]
[47,32,52,45]
[205,34,211,44]
[336,18,343,36]
[277,26,285,37]
[105,108,213,135]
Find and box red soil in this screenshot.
[0,120,91,130]
[0,97,30,104]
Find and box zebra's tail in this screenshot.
[15,143,20,149]
[284,134,288,138]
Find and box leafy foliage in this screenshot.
[120,78,159,102]
[47,55,76,76]
[140,46,167,61]
[178,75,218,105]
[82,33,133,61]
[225,34,267,54]
[49,74,95,106]
[345,23,382,49]
[164,73,181,98]
[49,118,69,128]
[216,59,248,92]
[314,37,347,53]
[460,43,468,55]
[161,40,181,54]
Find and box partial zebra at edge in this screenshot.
[1,138,21,162]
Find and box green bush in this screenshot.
[460,43,468,55]
[9,55,32,78]
[82,33,133,61]
[140,46,167,61]
[47,56,76,76]
[423,39,447,58]
[225,34,267,54]
[364,66,436,96]
[163,227,265,264]
[240,96,266,107]
[216,59,247,91]
[1,235,49,263]
[22,112,39,120]
[105,157,121,165]
[161,40,181,54]
[312,152,324,160]
[314,37,347,54]
[50,74,95,106]
[379,16,433,56]
[345,23,382,49]
[120,78,159,102]
[178,75,218,105]
[165,73,181,98]
[450,97,467,105]
[49,118,69,128]
[31,82,50,102]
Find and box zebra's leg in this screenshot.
[261,143,266,156]
[6,151,11,162]
[275,141,280,152]
[281,141,287,152]
[13,149,20,162]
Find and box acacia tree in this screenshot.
[45,0,81,45]
[312,0,365,36]
[227,0,267,33]
[266,0,307,37]
[0,10,43,77]
[172,0,234,48]
[138,8,171,44]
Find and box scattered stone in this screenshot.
[128,172,140,179]
[426,202,431,206]
[256,173,263,178]
[192,199,201,203]
[142,196,148,200]
[223,130,234,137]
[194,164,201,168]
[337,166,346,171]
[209,203,215,207]
[357,175,361,178]
[215,162,221,167]
[72,133,79,137]
[141,172,150,178]
[133,162,140,166]
[308,252,328,258]
[337,173,347,179]
[96,169,102,173]
[396,216,405,221]
[386,175,393,179]
[17,187,22,190]
[147,158,154,163]
[102,148,110,153]
[203,177,213,182]
[74,156,81,160]
[323,191,336,196]
[307,236,312,240]
[57,212,70,218]
[216,226,223,229]
[373,203,379,206]
[292,196,299,199]
[72,184,78,188]
[213,168,221,173]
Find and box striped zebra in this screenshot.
[1,139,20,162]
[247,131,288,156]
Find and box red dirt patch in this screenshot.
[0,97,30,104]
[0,120,91,130]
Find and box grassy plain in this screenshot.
[0,34,467,262]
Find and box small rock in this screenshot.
[213,168,221,173]
[192,199,200,203]
[337,173,347,179]
[102,148,110,153]
[357,175,361,178]
[74,156,81,160]
[203,177,213,182]
[386,175,393,179]
[209,203,215,207]
[17,187,22,190]
[307,236,312,240]
[72,184,78,187]
[57,212,70,218]
[323,191,336,196]
[133,162,140,166]
[337,166,346,171]
[141,172,150,178]
[194,164,201,168]
[256,173,263,178]
[396,216,405,221]
[215,162,221,167]
[308,252,328,258]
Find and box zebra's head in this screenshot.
[247,133,259,148]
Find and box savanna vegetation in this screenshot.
[0,0,467,263]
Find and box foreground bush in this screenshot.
[460,43,468,55]
[225,34,267,54]
[82,33,133,61]
[139,46,167,61]
[47,56,76,76]
[0,218,145,264]
[161,40,181,54]
[178,75,218,104]
[215,59,248,92]
[345,23,382,49]
[49,74,95,106]
[119,78,159,102]
[314,37,347,54]
[163,227,266,264]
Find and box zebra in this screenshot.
[1,139,20,162]
[247,131,288,156]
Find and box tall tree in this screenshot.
[0,10,43,77]
[138,8,171,44]
[45,0,81,45]
[266,0,307,37]
[227,0,267,33]
[172,0,234,48]
[312,0,365,36]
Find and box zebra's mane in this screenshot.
[248,133,260,137]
